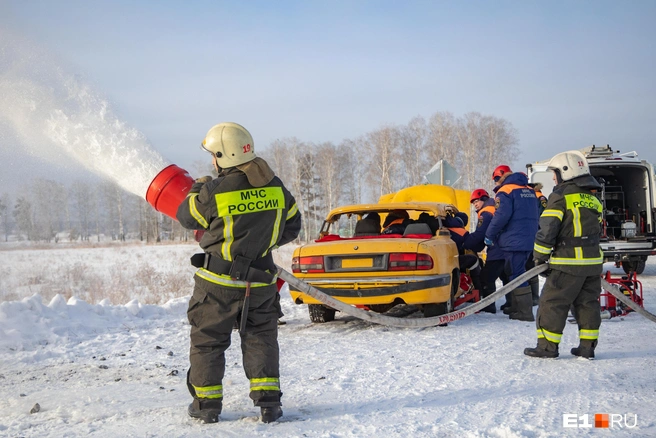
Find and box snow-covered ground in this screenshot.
[1,243,655,437]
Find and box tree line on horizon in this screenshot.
[0,110,518,243]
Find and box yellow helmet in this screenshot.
[201,122,256,168]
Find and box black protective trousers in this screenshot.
[536,269,601,340]
[186,276,282,410]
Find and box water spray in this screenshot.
[1,32,170,198]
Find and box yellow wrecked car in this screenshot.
[289,202,463,323]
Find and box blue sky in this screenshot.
[1,0,655,181]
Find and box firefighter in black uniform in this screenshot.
[177,122,301,423]
[524,150,603,359]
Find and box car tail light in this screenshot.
[291,256,325,273]
[388,253,433,271]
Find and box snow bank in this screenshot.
[0,293,189,352]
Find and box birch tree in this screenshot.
[30,179,67,242]
[399,115,429,187]
[426,111,459,171]
[315,141,342,213]
[70,180,94,241]
[338,138,364,206]
[263,137,308,241]
[480,114,519,187]
[263,139,290,179]
[0,193,11,242]
[456,112,485,191]
[190,159,217,179]
[13,196,34,241]
[364,125,402,201]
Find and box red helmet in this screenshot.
[492,165,511,181]
[470,188,490,203]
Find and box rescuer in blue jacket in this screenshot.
[484,166,539,321]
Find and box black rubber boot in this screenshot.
[524,338,559,358]
[509,286,535,321]
[478,287,497,314]
[529,277,540,306]
[502,292,517,315]
[500,292,512,312]
[261,406,283,423]
[480,303,497,314]
[571,340,597,359]
[188,402,221,423]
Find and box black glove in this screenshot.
[533,258,551,278]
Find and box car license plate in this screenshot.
[342,258,373,268]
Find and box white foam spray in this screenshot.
[0,31,170,198]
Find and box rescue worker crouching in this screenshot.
[463,188,498,314]
[524,150,603,359]
[484,165,539,321]
[444,213,468,253]
[444,212,483,297]
[177,122,302,423]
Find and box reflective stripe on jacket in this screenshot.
[176,167,302,286]
[533,176,603,276]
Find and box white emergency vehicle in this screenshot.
[527,145,656,274]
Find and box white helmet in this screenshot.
[201,122,256,168]
[547,150,590,182]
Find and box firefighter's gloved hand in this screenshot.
[484,237,494,247]
[195,175,213,184]
[534,259,551,278]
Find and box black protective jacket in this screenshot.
[533,175,603,276]
[177,167,301,287]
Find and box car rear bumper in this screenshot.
[289,273,452,305]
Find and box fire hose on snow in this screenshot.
[276,264,548,328]
[143,164,656,328]
[278,265,656,327]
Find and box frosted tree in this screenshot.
[263,139,290,179]
[0,193,11,242]
[456,112,519,191]
[480,114,519,185]
[99,181,121,240]
[364,125,402,200]
[426,111,459,173]
[13,196,34,241]
[190,159,218,179]
[456,112,485,191]
[314,141,342,213]
[30,179,67,242]
[263,137,308,241]
[399,115,429,187]
[70,180,94,241]
[338,138,364,206]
